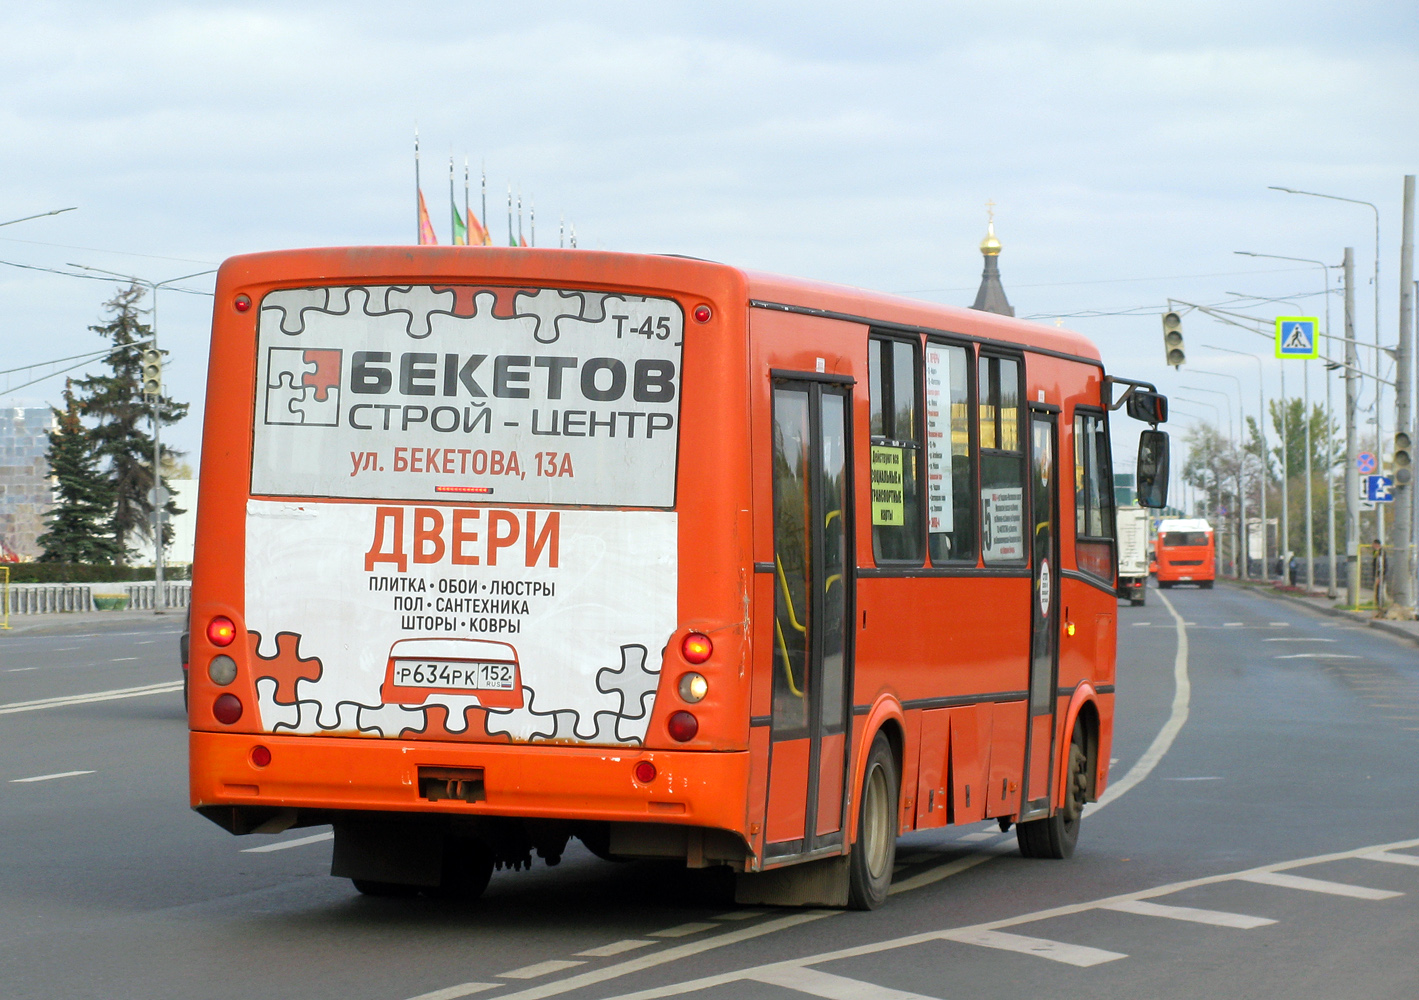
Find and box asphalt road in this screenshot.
[1,585,1416,1000]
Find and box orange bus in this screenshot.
[187,248,1169,909]
[1154,518,1215,589]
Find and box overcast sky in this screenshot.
[2,1,1416,473]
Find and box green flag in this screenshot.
[451,202,468,246]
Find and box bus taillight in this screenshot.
[250,746,271,768]
[681,632,712,664]
[693,304,712,323]
[678,672,707,703]
[207,616,236,647]
[634,761,656,783]
[234,294,252,312]
[212,694,243,725]
[667,711,698,742]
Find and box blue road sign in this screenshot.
[1276,316,1319,359]
[1357,451,1378,474]
[1362,475,1394,502]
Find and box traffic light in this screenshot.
[1161,311,1185,368]
[1395,430,1413,486]
[141,348,163,399]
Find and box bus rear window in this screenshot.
[1162,531,1208,547]
[250,285,684,507]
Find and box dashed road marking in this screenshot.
[241,831,334,853]
[1237,871,1402,899]
[499,960,586,980]
[940,927,1126,967]
[10,770,95,783]
[749,965,939,999]
[648,922,716,938]
[888,851,995,895]
[1101,899,1275,928]
[712,909,767,921]
[406,984,498,1000]
[575,941,653,958]
[1263,637,1336,642]
[1274,653,1361,660]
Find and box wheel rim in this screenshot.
[862,761,891,880]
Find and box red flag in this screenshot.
[418,189,438,245]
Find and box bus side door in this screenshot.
[763,376,854,860]
[1021,407,1061,820]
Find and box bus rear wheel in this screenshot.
[1016,726,1088,860]
[848,732,899,910]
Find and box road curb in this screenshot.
[1223,581,1419,649]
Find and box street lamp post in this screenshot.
[1235,251,1340,592]
[1181,387,1238,575]
[70,265,216,611]
[1269,187,1384,551]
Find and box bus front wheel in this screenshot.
[848,732,899,910]
[1016,726,1088,860]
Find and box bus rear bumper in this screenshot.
[189,730,750,833]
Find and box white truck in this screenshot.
[1115,506,1151,606]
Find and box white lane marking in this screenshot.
[1263,637,1336,642]
[1223,622,1244,627]
[1164,776,1222,781]
[492,910,836,1000]
[1361,851,1419,868]
[241,831,334,853]
[10,770,95,783]
[712,909,767,921]
[499,960,586,979]
[959,831,996,842]
[112,657,139,661]
[939,928,1125,967]
[648,922,716,938]
[575,940,653,958]
[592,836,1419,1000]
[750,965,940,999]
[1101,899,1275,928]
[7,667,37,673]
[1270,622,1290,626]
[1091,586,1189,812]
[888,851,995,895]
[406,984,498,1000]
[0,681,183,715]
[1131,622,1152,626]
[1274,654,1361,660]
[1237,871,1402,899]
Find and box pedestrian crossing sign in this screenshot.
[1275,316,1319,359]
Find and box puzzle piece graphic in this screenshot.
[250,630,323,704]
[596,644,661,743]
[384,285,458,339]
[254,677,300,731]
[512,287,595,344]
[263,348,340,426]
[260,288,336,336]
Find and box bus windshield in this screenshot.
[252,284,684,508]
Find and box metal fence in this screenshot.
[2,581,191,615]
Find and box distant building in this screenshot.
[970,210,1014,318]
[0,407,56,559]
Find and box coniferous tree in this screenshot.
[70,284,187,563]
[37,382,122,564]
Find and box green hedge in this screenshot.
[2,563,191,583]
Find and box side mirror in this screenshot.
[1127,389,1168,425]
[1136,430,1170,508]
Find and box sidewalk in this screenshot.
[0,608,185,636]
[1225,579,1419,649]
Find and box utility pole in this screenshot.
[1391,175,1414,614]
[1344,248,1361,608]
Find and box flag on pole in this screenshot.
[450,157,465,245]
[418,188,438,245]
[451,203,468,246]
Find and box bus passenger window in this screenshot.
[1073,410,1116,581]
[980,355,1026,564]
[925,342,976,563]
[869,337,923,563]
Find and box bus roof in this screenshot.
[215,247,1102,365]
[743,268,1101,363]
[1158,518,1212,532]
